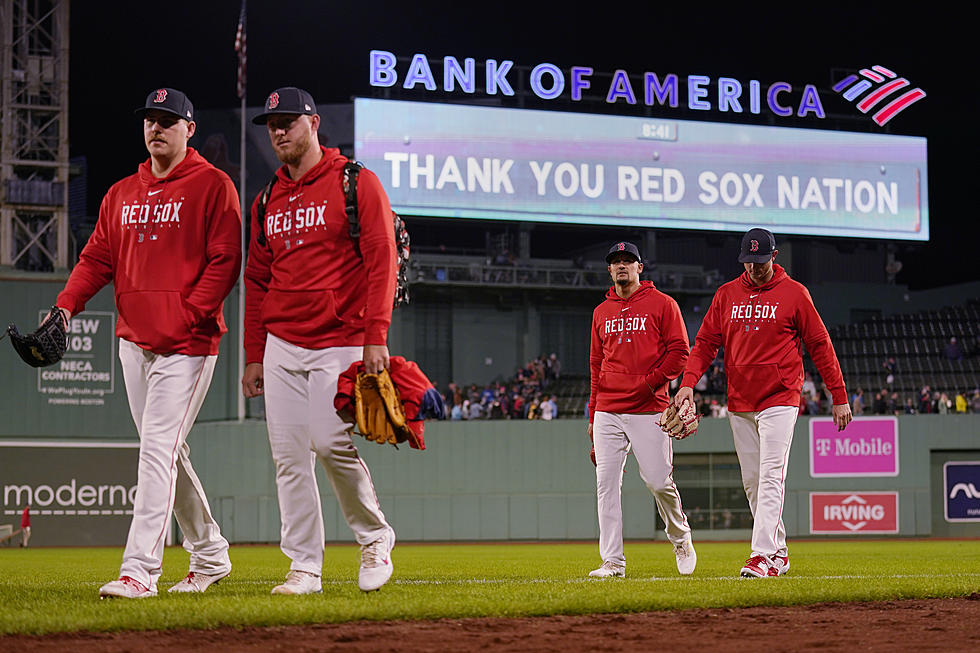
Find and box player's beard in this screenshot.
[274,128,314,167]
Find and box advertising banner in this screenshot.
[810,492,899,534]
[0,441,138,546]
[810,416,899,477]
[355,98,928,240]
[944,461,980,523]
[36,310,116,408]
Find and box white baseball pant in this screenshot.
[728,405,798,558]
[263,333,391,575]
[593,411,692,568]
[118,338,231,589]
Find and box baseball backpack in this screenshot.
[252,159,411,309]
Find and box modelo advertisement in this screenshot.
[354,98,928,240]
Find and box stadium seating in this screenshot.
[816,299,980,397]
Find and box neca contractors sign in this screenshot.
[370,51,927,127]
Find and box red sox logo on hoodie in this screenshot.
[603,310,648,344]
[731,295,779,332]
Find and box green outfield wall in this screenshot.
[1,276,978,546]
[4,416,975,546]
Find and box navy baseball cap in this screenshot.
[738,228,776,263]
[252,87,317,124]
[135,88,194,121]
[606,241,641,263]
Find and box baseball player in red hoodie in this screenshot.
[675,228,851,578]
[55,88,241,598]
[242,88,397,595]
[587,241,696,578]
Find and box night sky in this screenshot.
[67,3,972,290]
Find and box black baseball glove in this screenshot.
[4,306,68,368]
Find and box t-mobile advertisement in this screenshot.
[809,417,899,477]
[354,98,928,240]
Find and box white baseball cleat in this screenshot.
[358,528,395,592]
[99,576,158,599]
[588,561,626,578]
[768,554,790,576]
[168,569,230,593]
[271,570,322,595]
[740,555,772,578]
[674,538,697,576]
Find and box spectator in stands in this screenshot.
[904,397,917,414]
[694,393,709,417]
[547,395,558,419]
[547,353,561,381]
[489,398,505,419]
[802,373,816,401]
[444,382,458,408]
[512,394,525,419]
[527,396,540,419]
[888,392,900,415]
[710,399,722,418]
[499,391,512,419]
[955,391,969,414]
[467,399,483,420]
[872,390,888,415]
[971,390,980,414]
[851,388,865,416]
[805,390,821,415]
[919,385,934,414]
[450,401,463,421]
[944,337,964,362]
[540,394,555,420]
[937,392,952,414]
[882,356,897,386]
[708,364,726,394]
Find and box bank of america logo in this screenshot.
[833,65,926,126]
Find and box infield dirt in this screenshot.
[3,596,978,652]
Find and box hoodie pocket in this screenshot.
[599,371,652,406]
[116,290,190,352]
[727,363,794,405]
[262,288,341,338]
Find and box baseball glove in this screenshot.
[4,307,68,368]
[353,369,415,446]
[660,399,700,440]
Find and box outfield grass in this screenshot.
[1,540,978,635]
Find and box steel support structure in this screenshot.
[0,0,69,271]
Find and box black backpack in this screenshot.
[253,160,410,309]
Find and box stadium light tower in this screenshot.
[0,0,70,271]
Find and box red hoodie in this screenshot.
[57,148,241,356]
[589,280,690,419]
[244,147,396,363]
[681,264,847,412]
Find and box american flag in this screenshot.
[235,0,246,98]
